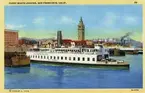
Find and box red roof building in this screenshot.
[62,39,93,48]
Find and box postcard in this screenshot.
[0,0,145,93]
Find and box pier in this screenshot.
[5,52,30,67]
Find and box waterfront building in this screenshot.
[71,40,86,47]
[78,17,85,41]
[39,39,57,48]
[19,38,37,45]
[86,40,94,48]
[5,29,18,46]
[62,39,94,48]
[62,39,72,47]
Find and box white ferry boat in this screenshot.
[26,45,129,67]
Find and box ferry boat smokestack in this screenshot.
[57,30,62,48]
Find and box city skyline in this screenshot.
[5,5,142,42]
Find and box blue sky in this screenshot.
[5,5,142,41]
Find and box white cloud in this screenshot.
[5,24,26,29]
[59,16,76,24]
[102,12,119,27]
[33,17,45,24]
[101,12,139,28]
[124,16,138,25]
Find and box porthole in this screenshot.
[61,57,63,60]
[78,57,80,61]
[87,58,90,61]
[73,57,75,61]
[69,57,71,60]
[92,58,95,61]
[82,57,85,61]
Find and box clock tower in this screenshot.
[78,17,85,40]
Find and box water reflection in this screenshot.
[29,63,130,88]
[5,67,30,74]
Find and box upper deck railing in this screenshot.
[28,47,109,55]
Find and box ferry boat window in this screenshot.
[41,56,43,59]
[92,58,95,61]
[61,57,63,60]
[44,56,45,59]
[104,54,109,59]
[50,56,52,59]
[73,57,75,61]
[54,56,56,59]
[87,58,90,61]
[90,50,92,52]
[65,57,67,60]
[69,57,71,60]
[57,56,59,60]
[78,57,80,61]
[36,56,37,58]
[38,56,39,58]
[47,56,49,59]
[97,55,102,61]
[82,57,85,61]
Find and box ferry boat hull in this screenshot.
[30,60,129,69]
